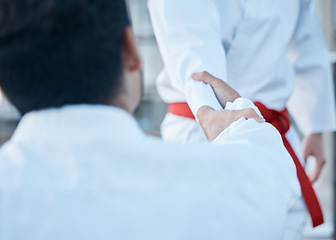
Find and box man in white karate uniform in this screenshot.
[148,0,336,235]
[0,0,301,239]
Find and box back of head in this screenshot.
[0,0,129,115]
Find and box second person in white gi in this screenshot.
[148,0,336,238]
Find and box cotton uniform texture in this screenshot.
[148,0,336,136]
[0,101,301,240]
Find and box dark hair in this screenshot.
[0,0,129,114]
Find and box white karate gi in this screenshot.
[148,0,336,154]
[148,2,335,232]
[0,101,301,240]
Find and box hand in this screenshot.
[192,71,241,107]
[197,106,265,141]
[192,71,264,141]
[302,133,325,182]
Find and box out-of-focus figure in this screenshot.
[148,0,336,237]
[0,0,302,239]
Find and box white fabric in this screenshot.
[213,98,263,143]
[0,104,301,240]
[160,113,208,144]
[160,105,308,240]
[161,100,305,166]
[148,0,336,135]
[161,112,207,143]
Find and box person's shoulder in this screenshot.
[0,138,30,170]
[141,134,231,160]
[0,141,19,165]
[0,141,21,186]
[0,141,12,159]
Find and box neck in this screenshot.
[109,92,133,114]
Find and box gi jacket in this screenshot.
[0,101,300,239]
[148,0,336,135]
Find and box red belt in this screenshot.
[168,102,324,227]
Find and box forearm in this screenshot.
[148,0,227,117]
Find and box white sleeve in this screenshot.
[212,98,264,143]
[212,98,303,237]
[287,0,336,135]
[148,0,225,118]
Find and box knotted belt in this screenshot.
[168,101,324,227]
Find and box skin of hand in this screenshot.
[192,71,240,108]
[302,133,325,182]
[197,106,265,141]
[192,71,265,141]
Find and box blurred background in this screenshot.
[0,0,335,239]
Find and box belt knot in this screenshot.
[254,102,290,135]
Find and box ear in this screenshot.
[122,26,141,71]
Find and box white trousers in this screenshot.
[161,112,307,240]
